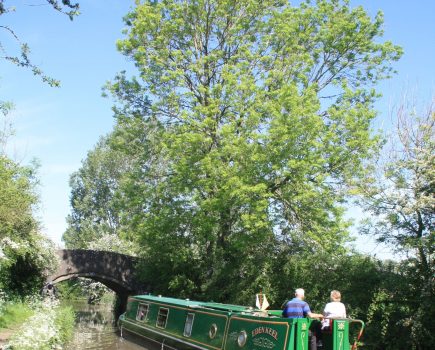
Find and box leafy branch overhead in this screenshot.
[46,0,80,20]
[0,0,80,86]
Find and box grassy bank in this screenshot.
[2,299,75,350]
[0,301,34,348]
[0,302,33,331]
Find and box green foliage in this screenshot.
[0,234,59,296]
[362,259,434,350]
[55,278,115,306]
[0,156,38,294]
[54,305,75,344]
[63,135,138,253]
[271,252,383,313]
[0,155,58,296]
[54,279,86,300]
[104,0,401,298]
[6,299,75,350]
[0,301,33,330]
[63,136,121,248]
[0,156,38,240]
[357,99,434,349]
[45,0,80,20]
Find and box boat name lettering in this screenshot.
[252,327,278,340]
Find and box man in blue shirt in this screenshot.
[283,288,323,350]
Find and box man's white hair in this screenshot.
[295,288,305,297]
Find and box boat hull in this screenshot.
[118,295,364,350]
[120,315,207,350]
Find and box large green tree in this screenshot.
[98,0,401,300]
[64,73,158,251]
[65,0,402,305]
[64,135,130,248]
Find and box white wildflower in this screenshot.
[0,290,6,313]
[1,237,21,250]
[6,298,64,350]
[0,247,8,261]
[88,233,136,256]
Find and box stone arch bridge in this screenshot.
[47,249,148,311]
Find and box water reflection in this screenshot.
[66,301,144,350]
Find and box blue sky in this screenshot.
[1,1,434,257]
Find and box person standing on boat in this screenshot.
[322,290,346,330]
[282,288,323,350]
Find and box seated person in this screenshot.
[322,290,346,330]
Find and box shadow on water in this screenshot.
[66,301,145,350]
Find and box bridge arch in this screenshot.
[47,249,147,310]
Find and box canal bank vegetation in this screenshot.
[5,299,75,350]
[0,154,59,298]
[1,5,81,345]
[0,300,33,332]
[56,278,117,309]
[0,291,75,349]
[62,1,432,349]
[0,120,76,349]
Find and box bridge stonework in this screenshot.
[47,249,148,311]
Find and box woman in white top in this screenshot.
[322,290,346,329]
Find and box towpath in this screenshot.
[0,326,18,349]
[0,328,15,350]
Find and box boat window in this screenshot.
[209,323,218,339]
[156,308,169,328]
[136,303,149,322]
[237,330,247,347]
[183,313,195,337]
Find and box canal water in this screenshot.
[66,301,145,350]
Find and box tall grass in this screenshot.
[54,305,75,345]
[0,301,33,330]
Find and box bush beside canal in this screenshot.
[5,299,75,350]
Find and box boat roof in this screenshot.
[132,294,255,313]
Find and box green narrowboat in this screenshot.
[118,294,364,350]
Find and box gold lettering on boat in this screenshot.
[251,326,278,340]
[253,337,276,349]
